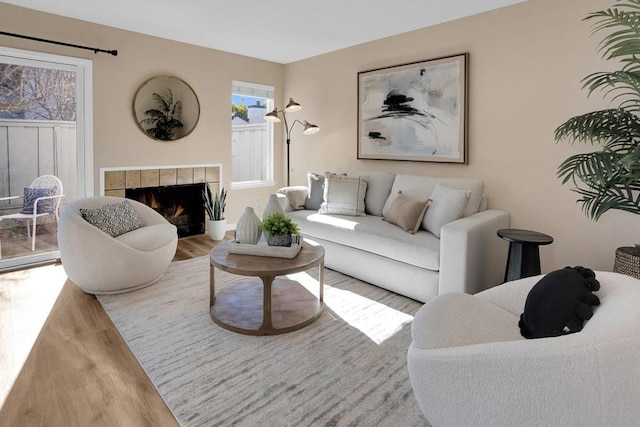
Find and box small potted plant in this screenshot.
[260,212,300,247]
[202,184,227,241]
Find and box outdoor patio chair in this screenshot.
[0,174,64,253]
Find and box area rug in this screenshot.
[97,256,428,426]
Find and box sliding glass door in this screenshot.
[0,47,93,270]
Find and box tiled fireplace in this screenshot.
[102,164,221,238]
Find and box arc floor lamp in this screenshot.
[264,98,319,186]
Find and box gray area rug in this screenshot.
[98,256,428,426]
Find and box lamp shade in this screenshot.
[264,108,281,122]
[302,120,320,135]
[284,98,302,113]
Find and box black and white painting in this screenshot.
[358,53,468,163]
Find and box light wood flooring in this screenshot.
[0,232,233,426]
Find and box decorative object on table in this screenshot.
[133,75,200,142]
[264,97,320,186]
[227,236,303,259]
[358,53,468,163]
[235,206,262,245]
[202,184,227,241]
[260,212,300,247]
[518,266,600,339]
[613,245,640,279]
[262,193,284,220]
[497,228,553,283]
[555,2,640,221]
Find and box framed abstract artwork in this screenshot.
[358,53,468,163]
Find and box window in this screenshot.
[231,81,274,188]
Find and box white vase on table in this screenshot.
[235,206,262,245]
[262,193,284,220]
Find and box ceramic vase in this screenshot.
[235,206,262,244]
[262,193,284,220]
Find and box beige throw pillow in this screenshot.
[383,191,430,234]
[277,186,308,210]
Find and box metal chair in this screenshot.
[0,175,64,252]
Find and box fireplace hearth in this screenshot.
[126,183,205,238]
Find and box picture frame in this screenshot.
[133,75,200,142]
[357,53,468,163]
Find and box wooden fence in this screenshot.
[0,119,77,211]
[232,124,270,183]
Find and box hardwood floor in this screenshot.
[0,232,233,426]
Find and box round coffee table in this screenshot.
[209,240,325,335]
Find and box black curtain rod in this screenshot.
[0,31,118,56]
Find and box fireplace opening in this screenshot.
[126,183,205,238]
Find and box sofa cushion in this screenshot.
[353,170,396,216]
[382,174,484,219]
[80,200,146,237]
[305,172,325,210]
[289,210,441,270]
[423,184,470,237]
[383,191,430,234]
[319,174,368,216]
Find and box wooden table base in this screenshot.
[210,276,324,335]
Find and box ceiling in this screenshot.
[1,0,526,64]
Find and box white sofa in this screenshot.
[278,172,510,303]
[58,196,178,294]
[407,272,640,426]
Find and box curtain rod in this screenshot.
[0,31,118,56]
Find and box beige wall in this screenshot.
[2,0,637,272]
[0,2,285,222]
[284,0,638,272]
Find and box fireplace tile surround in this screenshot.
[102,165,221,197]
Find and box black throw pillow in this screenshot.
[519,266,601,339]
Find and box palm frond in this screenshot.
[554,108,640,147]
[582,70,640,106]
[585,4,640,60]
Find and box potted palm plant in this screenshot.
[555,1,640,278]
[555,1,640,221]
[139,87,184,141]
[260,212,300,247]
[202,184,227,241]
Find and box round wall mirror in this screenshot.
[133,75,200,142]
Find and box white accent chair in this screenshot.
[407,272,640,427]
[58,196,178,294]
[0,174,64,253]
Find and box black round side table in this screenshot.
[497,229,553,283]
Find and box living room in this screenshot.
[1,0,639,425]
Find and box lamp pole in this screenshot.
[263,98,319,187]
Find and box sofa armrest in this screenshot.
[438,209,510,295]
[277,186,309,212]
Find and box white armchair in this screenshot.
[407,272,640,427]
[58,196,178,294]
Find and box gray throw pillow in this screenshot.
[305,172,325,210]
